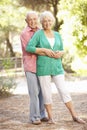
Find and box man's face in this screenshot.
[26,13,38,29]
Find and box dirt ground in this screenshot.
[0,92,87,130]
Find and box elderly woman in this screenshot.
[26,11,86,124]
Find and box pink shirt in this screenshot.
[20,26,38,72]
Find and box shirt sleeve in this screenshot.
[26,31,40,53]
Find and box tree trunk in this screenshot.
[53,0,63,31]
[52,0,59,31]
[6,37,15,57]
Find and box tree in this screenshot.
[18,0,63,31]
[72,0,87,57]
[59,0,87,57]
[0,0,27,57]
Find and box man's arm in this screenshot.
[20,34,27,50]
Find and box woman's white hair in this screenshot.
[40,11,55,24]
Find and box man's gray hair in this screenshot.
[40,11,55,24]
[26,11,38,19]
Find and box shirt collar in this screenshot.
[26,26,39,32]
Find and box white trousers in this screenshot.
[38,74,72,104]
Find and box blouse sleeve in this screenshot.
[58,33,64,50]
[26,30,40,53]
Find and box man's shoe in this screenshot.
[41,117,49,122]
[32,119,41,125]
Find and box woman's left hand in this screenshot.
[52,51,64,59]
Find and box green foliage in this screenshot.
[71,0,87,57]
[0,0,26,33]
[18,0,49,10]
[0,76,16,95]
[76,69,87,76]
[18,0,62,31]
[2,58,15,69]
[0,57,17,96]
[0,0,28,57]
[59,0,87,57]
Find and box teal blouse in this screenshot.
[26,29,64,76]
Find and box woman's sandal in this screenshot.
[47,119,56,124]
[73,117,86,124]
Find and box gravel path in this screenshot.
[0,76,87,130]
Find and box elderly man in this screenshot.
[20,11,49,125]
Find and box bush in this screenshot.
[0,57,17,97]
[62,50,75,73]
[0,76,16,96]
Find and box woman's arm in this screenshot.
[35,48,56,57]
[26,30,63,58]
[26,31,56,57]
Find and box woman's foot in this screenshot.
[47,119,55,124]
[73,117,86,124]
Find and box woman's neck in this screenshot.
[44,29,54,38]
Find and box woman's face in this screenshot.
[42,16,53,30]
